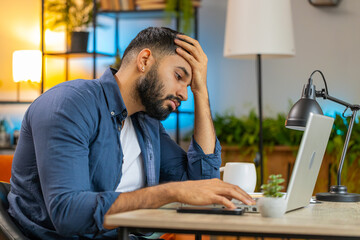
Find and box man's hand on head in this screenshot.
[174,35,208,97]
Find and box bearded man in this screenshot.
[8,27,254,239]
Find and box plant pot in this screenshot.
[70,31,89,53]
[258,197,286,218]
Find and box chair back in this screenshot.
[0,155,13,183]
[0,182,29,240]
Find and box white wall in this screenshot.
[0,0,41,101]
[200,0,360,117]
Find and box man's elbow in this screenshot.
[52,219,84,236]
[50,204,98,236]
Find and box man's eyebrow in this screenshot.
[176,66,190,78]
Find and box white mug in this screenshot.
[220,162,257,193]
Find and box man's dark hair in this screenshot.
[121,27,182,66]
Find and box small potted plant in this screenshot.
[258,174,286,217]
[45,0,95,53]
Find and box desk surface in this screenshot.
[105,202,360,238]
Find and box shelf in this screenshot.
[0,101,32,104]
[97,9,175,19]
[39,0,199,144]
[44,52,115,58]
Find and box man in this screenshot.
[8,27,254,239]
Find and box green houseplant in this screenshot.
[46,0,95,52]
[165,0,196,35]
[258,174,286,217]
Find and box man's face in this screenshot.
[136,54,192,120]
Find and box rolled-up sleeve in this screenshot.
[159,123,222,182]
[30,86,119,236]
[187,136,222,179]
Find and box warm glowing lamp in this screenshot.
[12,50,42,101]
[13,50,42,83]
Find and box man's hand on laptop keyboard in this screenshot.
[171,178,256,209]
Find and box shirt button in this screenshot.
[122,111,127,117]
[111,111,115,116]
[118,126,121,131]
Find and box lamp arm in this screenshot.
[316,90,360,111]
[316,89,359,186]
[336,110,357,186]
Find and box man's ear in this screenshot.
[136,48,154,73]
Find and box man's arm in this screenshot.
[104,178,255,229]
[174,35,215,154]
[29,87,121,236]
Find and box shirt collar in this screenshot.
[99,68,128,119]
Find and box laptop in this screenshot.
[181,113,334,213]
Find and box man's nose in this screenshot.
[177,86,188,101]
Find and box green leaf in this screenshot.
[260,174,285,197]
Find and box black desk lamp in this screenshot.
[286,70,360,202]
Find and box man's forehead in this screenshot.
[164,54,191,74]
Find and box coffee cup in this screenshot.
[220,162,257,193]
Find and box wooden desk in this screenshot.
[104,202,360,239]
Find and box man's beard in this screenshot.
[136,64,181,121]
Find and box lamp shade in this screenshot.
[224,0,295,59]
[285,82,323,131]
[13,50,42,83]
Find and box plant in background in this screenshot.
[45,0,97,52]
[261,174,285,198]
[46,0,94,33]
[213,110,258,147]
[213,110,303,148]
[165,0,195,35]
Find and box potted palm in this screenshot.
[258,174,286,217]
[46,0,94,53]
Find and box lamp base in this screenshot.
[316,185,360,202]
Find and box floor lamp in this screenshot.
[224,0,295,185]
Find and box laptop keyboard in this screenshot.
[180,198,260,213]
[232,198,259,213]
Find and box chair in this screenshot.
[0,155,13,183]
[0,182,29,240]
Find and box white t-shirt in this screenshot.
[115,117,145,192]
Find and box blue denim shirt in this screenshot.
[8,68,222,239]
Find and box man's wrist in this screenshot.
[192,88,209,100]
[163,182,180,202]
